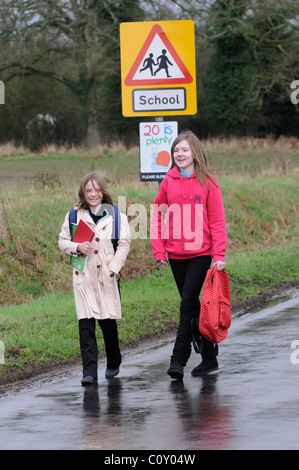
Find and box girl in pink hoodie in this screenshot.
[150,130,227,379]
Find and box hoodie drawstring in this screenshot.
[180,176,193,200]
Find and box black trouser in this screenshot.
[79,318,122,379]
[169,255,218,367]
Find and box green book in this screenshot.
[70,223,88,273]
[71,253,88,272]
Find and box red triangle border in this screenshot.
[124,24,193,86]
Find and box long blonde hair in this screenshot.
[171,130,218,187]
[78,172,113,208]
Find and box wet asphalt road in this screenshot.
[0,293,299,451]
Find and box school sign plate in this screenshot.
[120,20,197,117]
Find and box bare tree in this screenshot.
[0,0,142,146]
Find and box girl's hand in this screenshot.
[78,242,93,256]
[213,261,225,271]
[158,259,168,266]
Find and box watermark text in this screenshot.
[0,341,4,364]
[290,340,299,365]
[104,197,204,250]
[290,80,299,105]
[0,81,4,104]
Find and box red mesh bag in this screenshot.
[199,264,231,343]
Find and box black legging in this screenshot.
[169,255,217,366]
[79,318,121,379]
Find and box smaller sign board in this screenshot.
[139,121,178,181]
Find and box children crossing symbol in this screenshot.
[124,24,193,86]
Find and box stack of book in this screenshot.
[71,219,95,272]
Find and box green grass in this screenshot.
[0,293,79,367]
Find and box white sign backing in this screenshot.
[139,121,178,181]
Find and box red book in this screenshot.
[72,219,95,243]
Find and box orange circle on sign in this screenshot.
[156,151,170,167]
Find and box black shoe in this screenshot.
[105,367,120,379]
[191,359,219,376]
[167,363,184,380]
[81,375,97,385]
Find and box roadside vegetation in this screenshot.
[0,136,298,384]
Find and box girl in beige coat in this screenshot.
[59,173,131,385]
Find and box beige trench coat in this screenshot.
[58,206,131,320]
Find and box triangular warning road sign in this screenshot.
[124,24,193,86]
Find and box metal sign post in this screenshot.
[120,20,196,182]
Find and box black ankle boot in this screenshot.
[191,358,219,376]
[167,363,184,380]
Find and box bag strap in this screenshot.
[111,205,120,253]
[69,208,77,240]
[205,264,216,287]
[216,268,231,303]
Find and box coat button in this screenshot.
[75,271,79,275]
[97,265,101,268]
[110,273,114,277]
[94,250,98,254]
[95,237,100,242]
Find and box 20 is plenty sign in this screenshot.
[139,121,178,181]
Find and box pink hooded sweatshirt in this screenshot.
[150,167,227,263]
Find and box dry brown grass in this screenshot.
[0,142,29,156]
[1,135,298,157]
[202,135,299,152]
